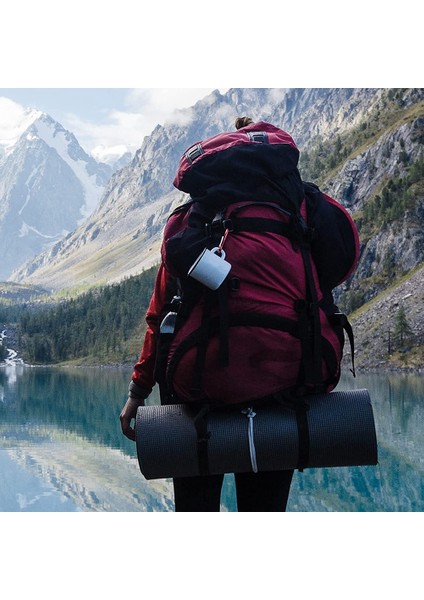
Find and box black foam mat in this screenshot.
[136,389,378,480]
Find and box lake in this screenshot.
[0,364,423,512]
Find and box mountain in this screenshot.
[9,89,424,311]
[346,263,424,370]
[0,113,112,280]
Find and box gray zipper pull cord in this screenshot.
[242,407,258,473]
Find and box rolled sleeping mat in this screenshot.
[135,389,378,480]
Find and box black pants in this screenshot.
[173,469,294,512]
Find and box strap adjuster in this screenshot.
[246,131,269,143]
[185,143,204,164]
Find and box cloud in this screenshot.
[119,88,224,139]
[125,88,218,116]
[65,88,227,158]
[65,109,153,156]
[164,106,195,128]
[90,144,129,164]
[0,97,41,147]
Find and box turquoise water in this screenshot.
[0,364,423,511]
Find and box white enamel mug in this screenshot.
[187,247,231,290]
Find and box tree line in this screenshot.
[12,267,157,364]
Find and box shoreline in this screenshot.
[1,360,423,375]
[0,361,133,371]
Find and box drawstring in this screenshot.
[242,407,258,473]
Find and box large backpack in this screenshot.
[155,121,360,406]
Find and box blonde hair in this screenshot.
[235,116,254,130]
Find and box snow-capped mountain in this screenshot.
[0,113,112,280]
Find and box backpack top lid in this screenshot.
[173,121,301,199]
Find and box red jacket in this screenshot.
[131,262,170,392]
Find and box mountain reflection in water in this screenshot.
[0,365,423,512]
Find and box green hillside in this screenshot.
[0,267,157,365]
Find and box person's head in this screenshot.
[235,116,253,130]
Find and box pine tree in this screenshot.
[394,305,413,348]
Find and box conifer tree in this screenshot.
[394,305,413,348]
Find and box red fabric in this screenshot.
[131,263,170,391]
[166,201,343,404]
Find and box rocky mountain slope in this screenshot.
[345,264,424,371]
[0,113,112,280]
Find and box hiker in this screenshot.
[120,116,359,512]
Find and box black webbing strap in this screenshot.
[217,283,230,367]
[274,391,310,472]
[206,201,293,238]
[229,217,293,238]
[341,314,356,377]
[294,400,310,472]
[190,292,214,398]
[331,313,356,377]
[328,312,356,378]
[294,300,312,386]
[299,241,323,388]
[191,404,211,476]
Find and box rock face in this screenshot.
[0,113,112,280]
[345,265,424,371]
[325,117,423,211]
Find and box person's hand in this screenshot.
[120,397,143,441]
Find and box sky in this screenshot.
[0,88,229,161]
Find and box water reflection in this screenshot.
[0,365,423,511]
[0,365,173,512]
[286,372,424,512]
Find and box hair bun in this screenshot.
[235,116,254,130]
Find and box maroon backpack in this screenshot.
[157,122,359,406]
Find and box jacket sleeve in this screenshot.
[131,262,171,393]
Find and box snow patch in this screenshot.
[0,102,41,150]
[19,221,68,240]
[18,163,45,215]
[32,118,103,218]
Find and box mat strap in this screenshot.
[191,404,211,476]
[274,391,310,472]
